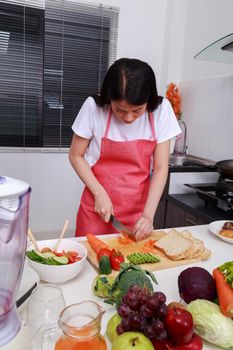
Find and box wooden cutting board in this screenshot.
[81,230,211,274]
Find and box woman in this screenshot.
[69,58,181,240]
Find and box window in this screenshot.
[0,0,119,149]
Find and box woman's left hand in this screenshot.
[133,216,153,241]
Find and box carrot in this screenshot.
[143,239,156,247]
[86,234,110,253]
[140,246,156,253]
[213,268,233,318]
[117,236,134,245]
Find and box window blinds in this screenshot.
[0,0,119,149]
[43,1,119,148]
[0,0,44,9]
[0,0,44,147]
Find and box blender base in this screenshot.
[1,322,31,350]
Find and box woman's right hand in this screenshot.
[94,189,113,223]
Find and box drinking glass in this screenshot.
[26,284,66,348]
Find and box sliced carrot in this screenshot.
[140,246,156,253]
[140,240,157,253]
[117,236,134,245]
[143,239,156,247]
[213,268,233,318]
[86,234,110,253]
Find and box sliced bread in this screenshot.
[179,230,205,258]
[154,229,193,260]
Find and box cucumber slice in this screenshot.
[33,250,47,260]
[26,250,44,262]
[46,257,60,265]
[42,252,56,259]
[51,256,69,265]
[26,249,69,265]
[25,251,38,261]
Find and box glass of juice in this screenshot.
[41,301,107,350]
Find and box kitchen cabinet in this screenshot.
[165,201,209,228]
[153,180,168,229]
[166,193,233,225]
[153,154,231,229]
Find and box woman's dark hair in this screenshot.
[93,58,163,111]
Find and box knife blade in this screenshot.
[110,215,136,240]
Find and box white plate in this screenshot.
[208,220,233,244]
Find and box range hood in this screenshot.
[194,33,233,64]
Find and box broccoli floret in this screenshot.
[113,269,154,305]
[109,263,158,305]
[91,264,158,305]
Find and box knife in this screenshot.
[110,215,136,241]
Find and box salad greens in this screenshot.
[26,250,69,265]
[218,261,233,288]
[26,249,78,265]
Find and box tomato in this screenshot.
[73,256,81,262]
[109,249,125,271]
[53,252,63,257]
[68,250,79,257]
[68,256,81,264]
[97,248,112,262]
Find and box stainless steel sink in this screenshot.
[169,154,216,168]
[169,154,190,166]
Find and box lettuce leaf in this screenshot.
[187,299,233,349]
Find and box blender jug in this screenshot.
[0,176,31,348]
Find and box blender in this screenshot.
[0,176,31,349]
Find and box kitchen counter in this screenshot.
[21,225,233,350]
[168,193,233,222]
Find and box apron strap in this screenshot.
[149,112,156,141]
[104,109,113,138]
[104,109,156,140]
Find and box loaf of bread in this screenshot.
[154,229,211,261]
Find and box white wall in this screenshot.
[163,0,233,161]
[1,152,84,236]
[0,0,167,236]
[180,75,233,161]
[89,0,167,93]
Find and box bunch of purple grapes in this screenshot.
[116,285,168,341]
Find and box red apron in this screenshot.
[75,110,157,236]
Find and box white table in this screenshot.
[23,225,232,349]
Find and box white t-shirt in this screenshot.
[72,96,181,166]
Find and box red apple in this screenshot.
[152,339,174,350]
[164,307,194,345]
[173,334,203,350]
